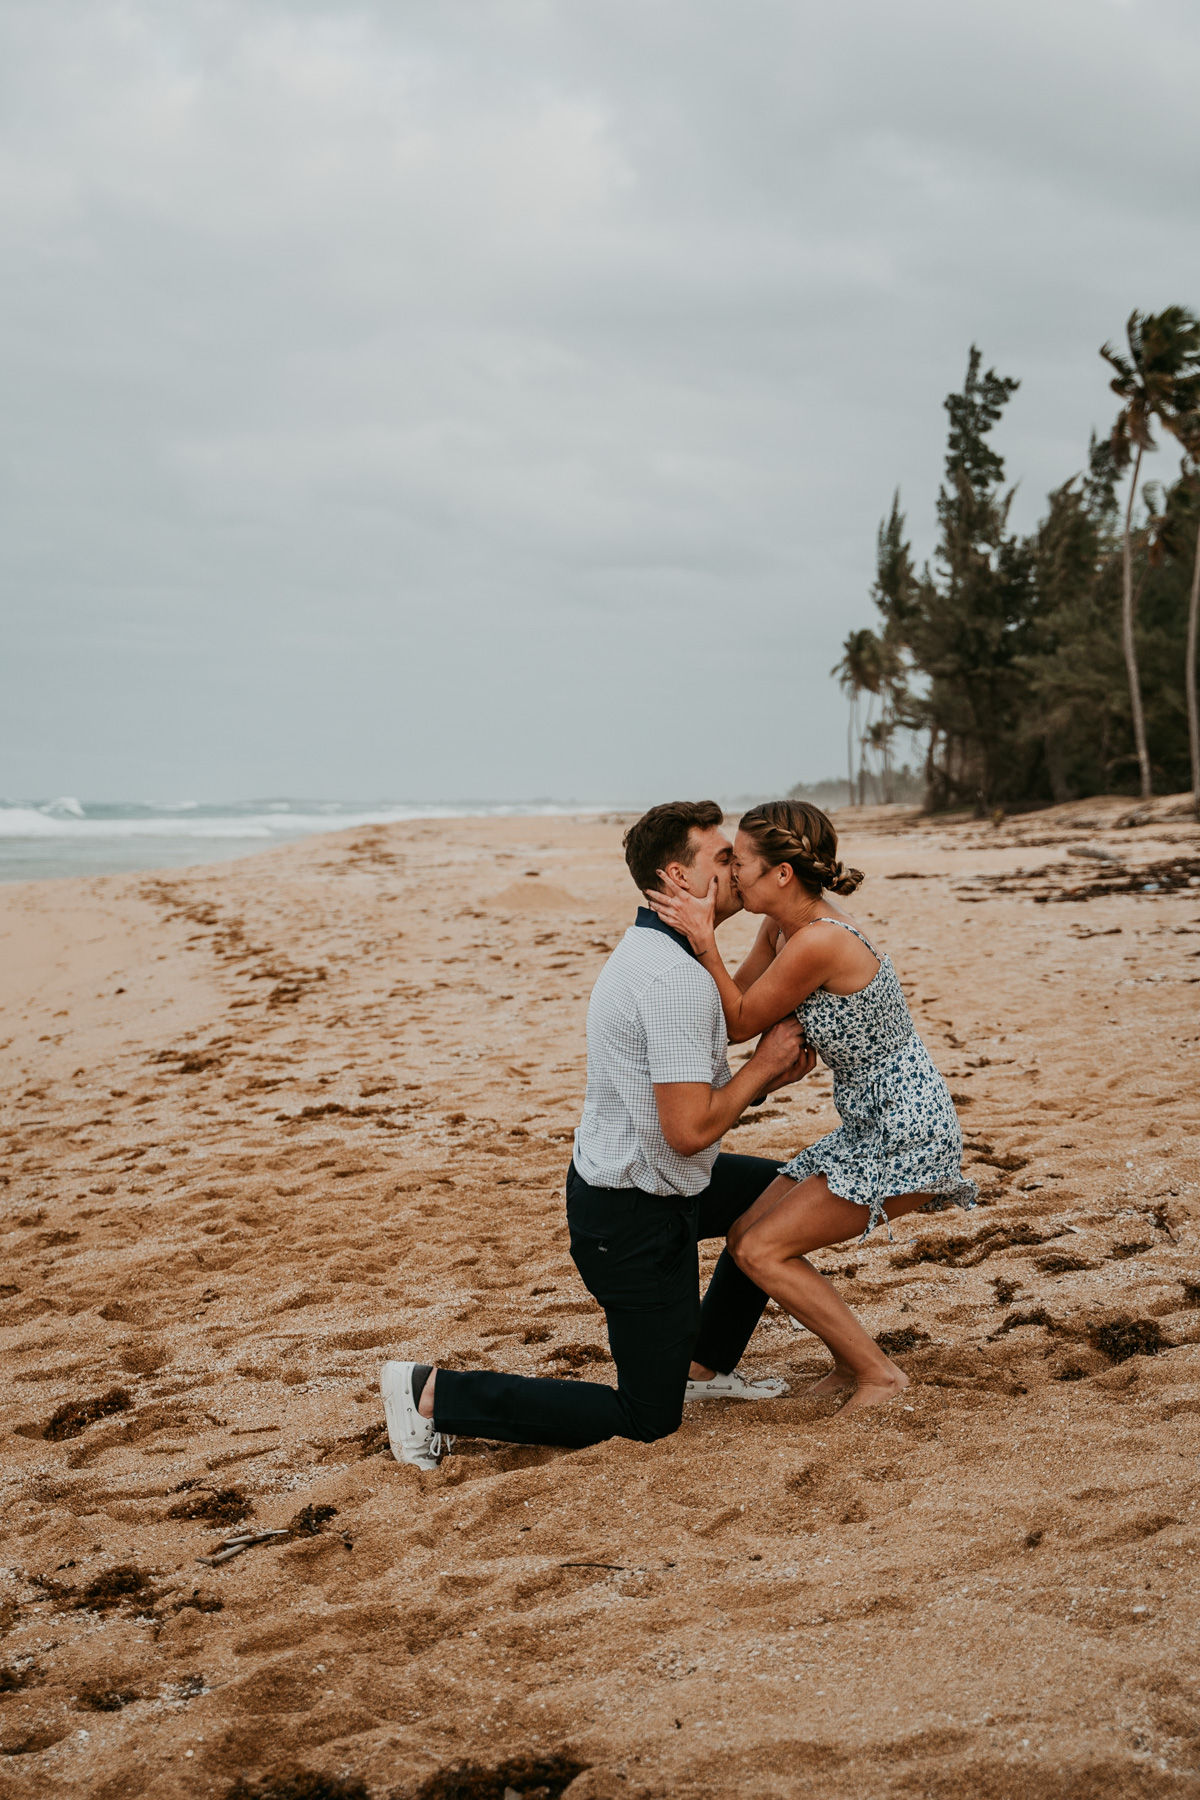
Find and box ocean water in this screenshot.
[0,798,615,883]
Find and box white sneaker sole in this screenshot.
[684,1374,789,1402]
[380,1360,442,1470]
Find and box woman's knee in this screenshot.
[731,1224,774,1285]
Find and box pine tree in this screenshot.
[878,348,1032,811]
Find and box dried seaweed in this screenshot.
[543,1343,607,1368]
[991,1307,1056,1339]
[37,1564,161,1615]
[172,1587,224,1615]
[287,1504,338,1538]
[75,1686,141,1712]
[1031,853,1200,903]
[412,1753,589,1800]
[224,1769,369,1800]
[891,1223,1050,1270]
[167,1486,253,1527]
[72,1565,157,1611]
[876,1328,930,1354]
[43,1386,132,1442]
[1089,1319,1166,1363]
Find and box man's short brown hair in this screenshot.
[623,799,724,896]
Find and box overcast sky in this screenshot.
[3,0,1200,803]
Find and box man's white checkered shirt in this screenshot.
[572,911,732,1198]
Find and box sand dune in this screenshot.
[1,806,1199,1799]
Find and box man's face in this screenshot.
[666,825,741,923]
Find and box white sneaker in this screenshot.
[380,1361,453,1470]
[684,1368,789,1402]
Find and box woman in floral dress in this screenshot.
[649,799,975,1414]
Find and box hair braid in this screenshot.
[737,800,864,897]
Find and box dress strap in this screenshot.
[803,917,881,962]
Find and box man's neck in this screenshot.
[633,906,697,958]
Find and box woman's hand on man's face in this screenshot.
[646,871,718,951]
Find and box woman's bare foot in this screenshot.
[836,1363,911,1415]
[804,1364,856,1398]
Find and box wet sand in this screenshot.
[1,801,1199,1799]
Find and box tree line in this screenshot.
[837,309,1200,817]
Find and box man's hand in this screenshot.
[759,1040,817,1095]
[653,1017,815,1157]
[645,871,718,955]
[748,1017,807,1082]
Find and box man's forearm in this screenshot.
[689,1058,774,1150]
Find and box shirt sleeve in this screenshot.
[639,963,722,1086]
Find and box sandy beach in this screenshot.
[2,801,1200,1800]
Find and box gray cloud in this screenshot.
[2,0,1199,800]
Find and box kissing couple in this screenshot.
[381,797,975,1470]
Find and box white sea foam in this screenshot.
[0,800,620,885]
[0,800,611,840]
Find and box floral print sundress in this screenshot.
[777,918,976,1238]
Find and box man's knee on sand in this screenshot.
[620,1389,686,1444]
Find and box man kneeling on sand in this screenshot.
[380,799,815,1470]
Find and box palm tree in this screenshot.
[833,629,885,805]
[1187,445,1200,821]
[1156,410,1200,820]
[1101,307,1200,798]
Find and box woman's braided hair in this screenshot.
[737,800,864,898]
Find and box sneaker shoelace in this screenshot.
[429,1432,454,1458]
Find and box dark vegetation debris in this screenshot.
[287,1504,338,1537]
[891,1222,1051,1270]
[167,1486,253,1527]
[1089,1319,1166,1363]
[1031,854,1200,903]
[316,1423,388,1462]
[876,1328,930,1354]
[74,1686,141,1712]
[544,1343,607,1369]
[992,1307,1056,1339]
[412,1753,590,1799]
[150,1047,229,1074]
[224,1770,369,1800]
[72,1565,158,1611]
[34,1564,161,1615]
[44,1386,132,1441]
[171,1588,224,1615]
[197,1507,337,1568]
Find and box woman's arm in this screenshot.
[647,877,833,1042]
[731,916,779,993]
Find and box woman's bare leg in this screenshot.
[728,1172,930,1413]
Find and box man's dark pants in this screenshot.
[433,1152,782,1450]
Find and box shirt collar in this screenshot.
[634,905,698,960]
